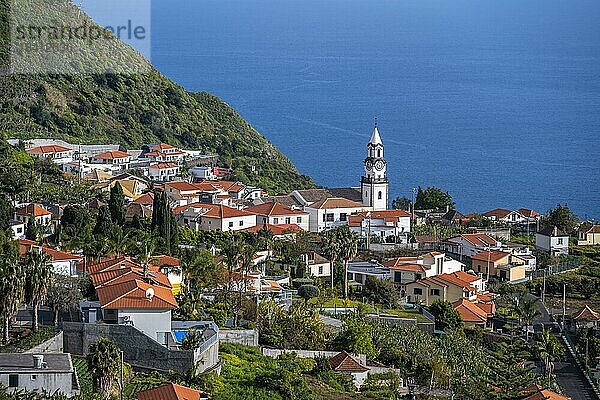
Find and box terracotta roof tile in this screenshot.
[453,299,488,323]
[93,150,132,160]
[471,250,511,263]
[329,351,369,372]
[27,145,72,154]
[137,382,205,400]
[97,279,177,309]
[15,204,52,217]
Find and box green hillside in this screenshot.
[0,0,315,194]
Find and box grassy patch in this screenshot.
[0,326,57,353]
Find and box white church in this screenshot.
[264,123,411,241]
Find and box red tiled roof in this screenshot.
[15,204,52,217]
[152,255,181,267]
[471,250,511,263]
[132,192,154,206]
[386,262,427,272]
[521,385,570,400]
[165,181,199,192]
[573,305,600,322]
[329,351,369,372]
[93,150,132,160]
[198,179,247,193]
[149,143,175,151]
[453,299,488,323]
[19,239,82,261]
[90,266,172,289]
[97,279,177,309]
[87,256,140,274]
[27,145,71,154]
[452,233,497,247]
[137,382,204,400]
[241,224,302,235]
[244,202,307,216]
[482,208,514,219]
[519,208,541,218]
[149,163,178,170]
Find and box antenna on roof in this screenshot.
[374,116,378,128]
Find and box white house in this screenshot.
[329,351,370,387]
[165,181,202,206]
[300,252,331,280]
[9,220,25,239]
[245,202,309,231]
[482,208,527,224]
[174,203,257,232]
[536,226,569,256]
[26,145,74,165]
[19,239,83,276]
[305,197,371,232]
[384,252,464,285]
[146,163,180,182]
[143,143,186,163]
[97,278,178,345]
[91,150,132,170]
[443,233,502,260]
[348,209,411,243]
[14,204,53,227]
[0,353,79,397]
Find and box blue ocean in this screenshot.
[149,0,600,219]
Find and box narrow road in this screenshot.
[527,294,599,400]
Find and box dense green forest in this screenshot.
[0,0,315,194]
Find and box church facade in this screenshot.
[360,125,389,211]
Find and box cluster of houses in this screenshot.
[7,127,600,398]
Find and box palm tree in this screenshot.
[0,238,25,344]
[536,327,562,381]
[321,229,341,289]
[88,338,121,400]
[25,250,54,331]
[106,225,131,257]
[514,298,540,340]
[338,227,358,299]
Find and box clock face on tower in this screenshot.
[375,160,385,171]
[365,160,373,171]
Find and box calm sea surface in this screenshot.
[150,0,600,219]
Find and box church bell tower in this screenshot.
[361,123,389,210]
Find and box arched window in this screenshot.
[378,191,382,200]
[377,149,381,158]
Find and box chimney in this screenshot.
[33,355,44,369]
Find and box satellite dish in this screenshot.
[145,287,155,300]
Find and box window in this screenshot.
[318,265,323,275]
[326,213,334,222]
[377,149,381,157]
[413,288,422,295]
[30,375,37,381]
[297,217,302,223]
[273,218,279,224]
[378,191,382,200]
[394,271,402,283]
[9,374,18,387]
[415,274,422,280]
[228,222,234,228]
[558,238,563,245]
[285,217,291,224]
[430,289,440,296]
[239,221,243,226]
[340,213,347,222]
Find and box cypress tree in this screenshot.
[108,183,125,226]
[151,190,176,254]
[94,206,113,237]
[25,219,37,241]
